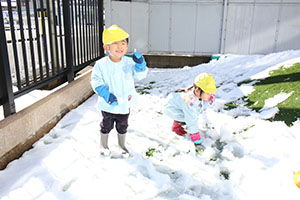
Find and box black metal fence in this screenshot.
[0,0,104,118]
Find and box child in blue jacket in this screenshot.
[91,25,148,156]
[164,73,216,151]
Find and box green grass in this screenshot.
[220,170,230,180]
[136,81,156,95]
[227,62,300,126]
[145,148,156,157]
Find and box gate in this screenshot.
[0,0,104,118]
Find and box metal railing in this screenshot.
[0,0,104,118]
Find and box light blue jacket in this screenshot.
[91,56,148,114]
[164,90,206,134]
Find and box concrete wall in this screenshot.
[0,69,94,170]
[144,54,210,68]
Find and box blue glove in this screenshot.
[108,93,118,106]
[95,85,118,106]
[133,52,146,72]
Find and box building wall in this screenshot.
[105,0,300,55]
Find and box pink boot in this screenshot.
[171,121,187,136]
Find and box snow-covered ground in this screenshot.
[1,50,300,200]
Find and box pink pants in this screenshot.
[171,121,187,136]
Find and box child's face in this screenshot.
[104,39,129,62]
[195,88,211,101]
[200,92,211,101]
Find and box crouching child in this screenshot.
[163,73,216,151]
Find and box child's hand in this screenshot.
[195,143,206,152]
[108,93,118,106]
[190,132,206,152]
[95,85,118,106]
[190,132,205,152]
[133,52,146,72]
[190,132,202,144]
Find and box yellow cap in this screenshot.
[102,24,129,45]
[194,73,216,94]
[295,171,300,189]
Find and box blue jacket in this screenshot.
[164,90,206,134]
[91,56,148,114]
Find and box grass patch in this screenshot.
[226,63,300,126]
[233,124,255,134]
[145,148,156,157]
[135,81,156,95]
[225,62,300,126]
[246,63,300,126]
[135,85,152,94]
[224,103,239,110]
[220,170,230,180]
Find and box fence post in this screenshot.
[99,0,104,57]
[62,0,74,82]
[0,3,16,117]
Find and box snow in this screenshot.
[0,88,51,121]
[263,92,293,109]
[259,92,293,119]
[1,50,300,199]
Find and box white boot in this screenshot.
[118,133,129,156]
[100,133,110,156]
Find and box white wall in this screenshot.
[105,0,300,55]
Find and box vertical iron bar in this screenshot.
[74,0,80,66]
[70,0,76,67]
[46,0,55,76]
[0,2,16,116]
[71,0,77,66]
[84,0,87,62]
[40,0,50,78]
[7,0,21,89]
[57,0,64,70]
[93,0,97,58]
[32,0,44,81]
[25,0,37,83]
[62,0,74,82]
[89,0,92,60]
[91,0,94,59]
[95,0,98,57]
[79,0,83,63]
[16,0,30,86]
[87,0,90,61]
[96,0,99,57]
[82,0,84,63]
[52,0,60,73]
[92,0,96,58]
[90,0,93,60]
